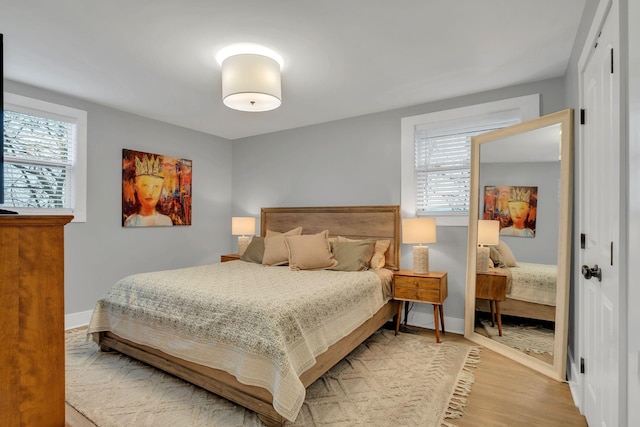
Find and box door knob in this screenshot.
[581,264,602,282]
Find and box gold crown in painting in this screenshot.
[135,154,163,177]
[509,187,531,203]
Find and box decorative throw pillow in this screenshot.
[329,240,375,271]
[240,236,264,264]
[262,227,303,266]
[370,239,390,269]
[336,236,390,269]
[285,230,338,270]
[486,254,495,270]
[489,246,506,267]
[496,239,517,267]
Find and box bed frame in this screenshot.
[98,205,401,426]
[477,297,556,322]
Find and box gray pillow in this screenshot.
[240,236,264,264]
[489,246,506,267]
[329,240,375,271]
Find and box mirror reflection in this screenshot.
[475,123,561,365]
[465,109,573,381]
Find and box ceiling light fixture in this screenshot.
[218,44,283,112]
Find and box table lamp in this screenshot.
[402,217,437,274]
[477,219,500,272]
[232,216,256,255]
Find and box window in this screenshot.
[2,93,87,221]
[401,94,539,226]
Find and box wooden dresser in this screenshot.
[0,215,73,427]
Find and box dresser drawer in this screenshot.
[394,286,441,302]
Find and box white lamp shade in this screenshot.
[402,217,437,244]
[231,217,256,236]
[222,54,281,112]
[477,220,500,246]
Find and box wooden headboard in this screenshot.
[261,205,401,270]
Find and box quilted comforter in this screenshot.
[87,260,392,421]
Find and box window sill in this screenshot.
[419,215,469,227]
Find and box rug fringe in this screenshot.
[442,346,482,427]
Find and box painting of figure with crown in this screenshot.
[483,185,538,237]
[122,149,192,227]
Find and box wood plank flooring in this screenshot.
[66,327,587,426]
[413,326,587,427]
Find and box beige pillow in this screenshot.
[329,240,375,271]
[370,239,390,269]
[496,239,517,267]
[285,230,338,270]
[336,236,389,269]
[262,227,303,266]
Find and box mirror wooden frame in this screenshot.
[464,109,574,381]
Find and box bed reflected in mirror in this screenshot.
[464,109,573,381]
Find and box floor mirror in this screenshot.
[464,109,573,381]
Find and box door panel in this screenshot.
[579,2,620,426]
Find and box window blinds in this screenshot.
[2,110,76,209]
[414,112,520,215]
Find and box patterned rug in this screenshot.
[66,328,480,427]
[479,319,554,363]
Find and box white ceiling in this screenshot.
[1,0,586,140]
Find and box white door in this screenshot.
[579,1,621,426]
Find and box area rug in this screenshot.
[480,319,554,362]
[66,328,480,427]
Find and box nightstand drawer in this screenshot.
[394,287,440,301]
[475,272,507,300]
[394,275,441,290]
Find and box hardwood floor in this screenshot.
[413,326,587,427]
[66,326,587,427]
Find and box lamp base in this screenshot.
[477,246,490,272]
[412,245,430,274]
[237,236,250,255]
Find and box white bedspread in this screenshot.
[506,261,557,306]
[87,261,391,421]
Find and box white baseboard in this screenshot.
[65,310,93,330]
[567,347,584,413]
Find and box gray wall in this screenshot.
[479,161,561,264]
[231,77,567,331]
[4,80,233,315]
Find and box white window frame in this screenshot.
[3,93,87,222]
[401,94,540,226]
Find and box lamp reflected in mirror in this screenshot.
[477,220,499,273]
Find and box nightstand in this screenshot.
[475,270,508,336]
[393,270,448,343]
[220,253,241,262]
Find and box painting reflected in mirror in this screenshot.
[464,109,573,381]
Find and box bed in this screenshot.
[479,240,558,322]
[87,205,401,426]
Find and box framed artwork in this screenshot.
[122,149,192,227]
[483,185,538,237]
